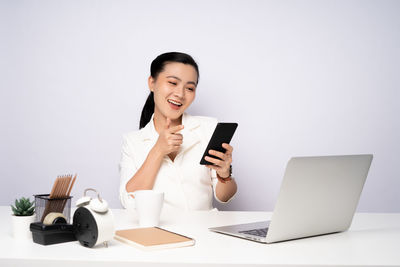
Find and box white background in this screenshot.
[1,0,399,212]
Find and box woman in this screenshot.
[119,52,237,210]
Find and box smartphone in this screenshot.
[200,122,238,165]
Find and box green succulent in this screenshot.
[11,197,35,216]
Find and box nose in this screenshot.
[173,85,184,99]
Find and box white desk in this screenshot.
[1,206,399,267]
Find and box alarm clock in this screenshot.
[73,188,115,248]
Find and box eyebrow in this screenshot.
[167,75,197,86]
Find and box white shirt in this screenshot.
[119,113,234,210]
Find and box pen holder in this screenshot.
[34,194,72,224]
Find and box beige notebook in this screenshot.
[115,227,195,251]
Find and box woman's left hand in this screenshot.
[205,143,233,178]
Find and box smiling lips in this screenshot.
[167,99,182,110]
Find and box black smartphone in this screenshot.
[200,122,238,165]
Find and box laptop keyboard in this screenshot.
[239,228,268,237]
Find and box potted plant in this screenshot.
[11,197,36,240]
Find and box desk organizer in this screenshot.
[34,194,72,224]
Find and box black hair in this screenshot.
[139,52,199,129]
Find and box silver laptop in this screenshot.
[209,154,373,243]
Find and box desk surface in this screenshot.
[1,206,400,267]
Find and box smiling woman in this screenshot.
[119,52,237,211]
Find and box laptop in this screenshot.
[209,154,373,243]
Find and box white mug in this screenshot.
[127,190,164,227]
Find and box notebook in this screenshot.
[115,227,195,250]
[209,154,373,243]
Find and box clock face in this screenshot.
[73,207,98,248]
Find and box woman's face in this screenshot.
[149,62,198,122]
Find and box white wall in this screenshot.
[1,0,399,212]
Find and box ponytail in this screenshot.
[139,92,155,129]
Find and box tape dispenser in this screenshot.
[73,188,115,248]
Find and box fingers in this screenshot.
[163,118,184,153]
[207,144,233,158]
[167,133,183,147]
[168,124,184,134]
[208,150,226,160]
[169,138,183,146]
[170,133,183,140]
[205,155,232,167]
[205,155,223,166]
[205,143,234,175]
[156,118,185,155]
[208,147,233,163]
[164,117,184,133]
[222,143,233,155]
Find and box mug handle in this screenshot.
[127,192,135,199]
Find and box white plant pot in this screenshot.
[11,214,36,240]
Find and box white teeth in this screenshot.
[168,99,182,106]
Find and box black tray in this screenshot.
[30,222,77,245]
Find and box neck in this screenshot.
[153,110,182,133]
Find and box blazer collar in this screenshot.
[140,114,158,142]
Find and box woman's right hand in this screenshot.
[154,118,184,156]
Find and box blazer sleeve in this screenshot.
[119,134,139,209]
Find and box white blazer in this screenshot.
[119,113,234,210]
